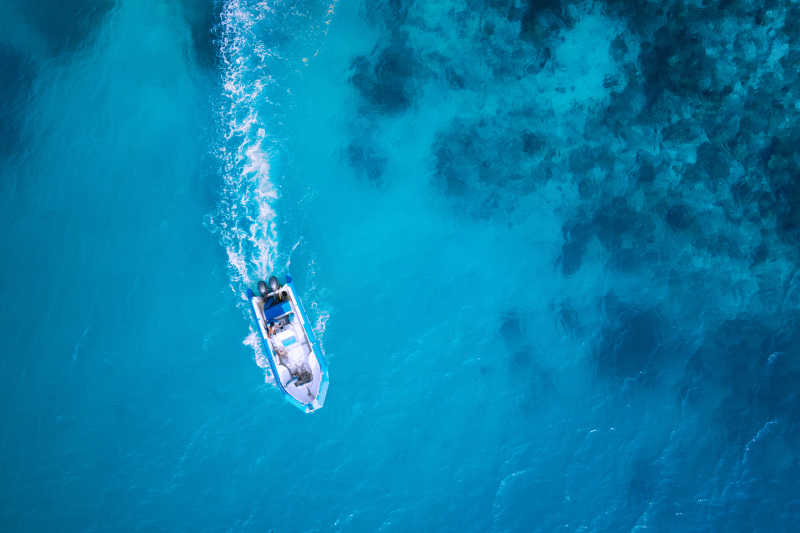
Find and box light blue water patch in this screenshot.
[3,0,800,531]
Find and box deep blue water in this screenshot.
[3,0,800,531]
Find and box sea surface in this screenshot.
[2,0,800,531]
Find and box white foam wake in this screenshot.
[214,0,338,381]
[214,0,283,385]
[214,0,338,294]
[216,0,279,293]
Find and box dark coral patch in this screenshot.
[430,116,542,217]
[639,23,716,104]
[518,0,570,42]
[560,219,592,276]
[0,44,34,157]
[594,299,665,380]
[521,131,545,155]
[593,197,654,251]
[179,0,222,68]
[665,204,694,232]
[636,158,655,184]
[681,316,800,449]
[350,33,419,114]
[346,141,388,184]
[17,1,114,57]
[558,301,582,336]
[500,312,524,346]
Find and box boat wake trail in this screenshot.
[213,0,337,379]
[215,0,278,292]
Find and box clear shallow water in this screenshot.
[2,0,800,531]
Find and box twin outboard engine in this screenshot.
[268,276,281,292]
[257,280,269,299]
[258,276,282,299]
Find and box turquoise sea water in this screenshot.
[3,0,800,531]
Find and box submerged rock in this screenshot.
[350,34,419,114]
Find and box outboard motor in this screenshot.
[268,276,281,292]
[257,280,270,299]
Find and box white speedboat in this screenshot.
[247,275,329,412]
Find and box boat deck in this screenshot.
[251,286,325,409]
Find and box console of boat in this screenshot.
[247,274,329,412]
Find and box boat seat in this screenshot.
[263,302,292,322]
[280,335,297,347]
[276,364,292,386]
[274,327,295,343]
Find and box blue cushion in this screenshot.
[282,336,297,347]
[264,302,291,322]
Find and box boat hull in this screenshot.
[247,275,328,412]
